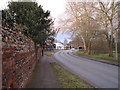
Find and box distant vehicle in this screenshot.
[71,48,75,50]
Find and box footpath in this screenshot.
[25,55,61,88]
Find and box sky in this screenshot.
[0,0,72,43]
[0,0,116,43]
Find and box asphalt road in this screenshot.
[54,50,118,88]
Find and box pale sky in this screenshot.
[37,0,67,19]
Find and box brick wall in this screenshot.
[2,24,42,88]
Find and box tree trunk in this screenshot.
[88,41,92,55]
[81,36,87,52]
[108,45,113,57]
[108,40,113,57]
[86,46,91,55]
[85,44,89,54]
[81,36,91,55]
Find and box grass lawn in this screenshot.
[52,64,93,88]
[76,51,117,62]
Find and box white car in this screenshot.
[71,48,75,50]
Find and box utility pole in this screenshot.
[118,1,120,61]
[115,28,118,60]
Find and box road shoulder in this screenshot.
[74,52,119,66]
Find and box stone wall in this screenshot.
[2,24,41,88]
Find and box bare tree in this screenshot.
[59,1,118,56]
[92,0,118,56]
[61,2,101,54]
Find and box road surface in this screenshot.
[54,50,118,88]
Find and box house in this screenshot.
[54,42,64,49]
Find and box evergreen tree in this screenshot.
[3,2,55,47]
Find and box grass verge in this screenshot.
[44,50,64,56]
[44,51,54,56]
[52,64,93,88]
[76,51,117,62]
